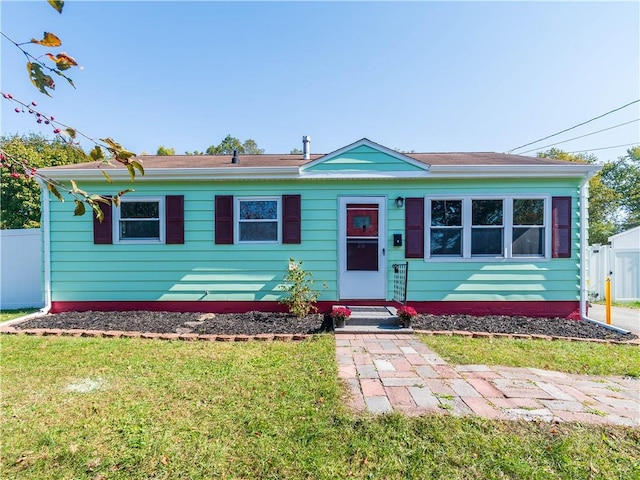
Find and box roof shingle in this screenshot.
[46,151,580,170]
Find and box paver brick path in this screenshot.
[337,333,640,426]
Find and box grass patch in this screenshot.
[594,300,640,309]
[2,335,639,479]
[0,309,38,322]
[419,335,640,377]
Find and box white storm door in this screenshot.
[338,197,387,299]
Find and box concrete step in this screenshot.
[335,325,414,334]
[346,315,399,326]
[348,305,398,316]
[333,305,405,330]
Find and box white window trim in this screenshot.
[235,196,281,244]
[425,195,551,262]
[113,196,165,244]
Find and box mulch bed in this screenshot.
[11,310,637,342]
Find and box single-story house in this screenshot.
[39,138,600,317]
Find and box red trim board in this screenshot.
[49,300,581,319]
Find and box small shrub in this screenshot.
[279,258,325,318]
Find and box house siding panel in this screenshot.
[47,177,583,312]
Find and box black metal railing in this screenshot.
[392,262,408,304]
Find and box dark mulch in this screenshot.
[15,311,331,336]
[13,310,637,342]
[412,314,636,342]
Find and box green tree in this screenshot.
[538,147,640,244]
[1,133,89,229]
[156,146,176,156]
[600,146,640,232]
[537,147,598,164]
[242,139,264,155]
[205,135,263,155]
[206,135,243,155]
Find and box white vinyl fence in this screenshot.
[587,227,640,302]
[0,229,43,310]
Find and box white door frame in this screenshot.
[338,196,387,300]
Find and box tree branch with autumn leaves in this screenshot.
[0,0,142,221]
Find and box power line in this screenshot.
[518,119,640,155]
[508,99,640,153]
[564,142,638,154]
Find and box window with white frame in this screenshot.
[114,197,164,243]
[512,199,545,256]
[430,200,463,256]
[427,196,548,260]
[236,197,280,243]
[471,199,504,256]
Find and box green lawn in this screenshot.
[0,309,38,323]
[594,300,640,309]
[419,335,640,377]
[1,335,639,479]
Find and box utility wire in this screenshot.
[564,142,638,154]
[508,99,640,153]
[518,119,640,155]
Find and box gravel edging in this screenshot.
[1,325,638,345]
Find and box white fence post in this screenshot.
[0,228,44,310]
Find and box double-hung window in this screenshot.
[236,197,280,243]
[429,200,463,256]
[471,199,504,256]
[427,196,548,260]
[512,199,545,256]
[114,197,164,244]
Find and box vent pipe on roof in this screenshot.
[231,149,239,164]
[302,135,311,160]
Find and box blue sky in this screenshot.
[1,1,638,161]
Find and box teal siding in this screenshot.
[402,261,579,302]
[305,145,423,172]
[47,177,583,303]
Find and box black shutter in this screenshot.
[405,197,424,258]
[282,194,301,244]
[552,196,571,258]
[93,199,113,244]
[166,195,184,244]
[215,195,234,244]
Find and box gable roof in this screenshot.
[40,137,600,180]
[301,138,430,172]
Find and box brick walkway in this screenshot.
[337,333,639,426]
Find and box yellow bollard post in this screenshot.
[605,276,612,325]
